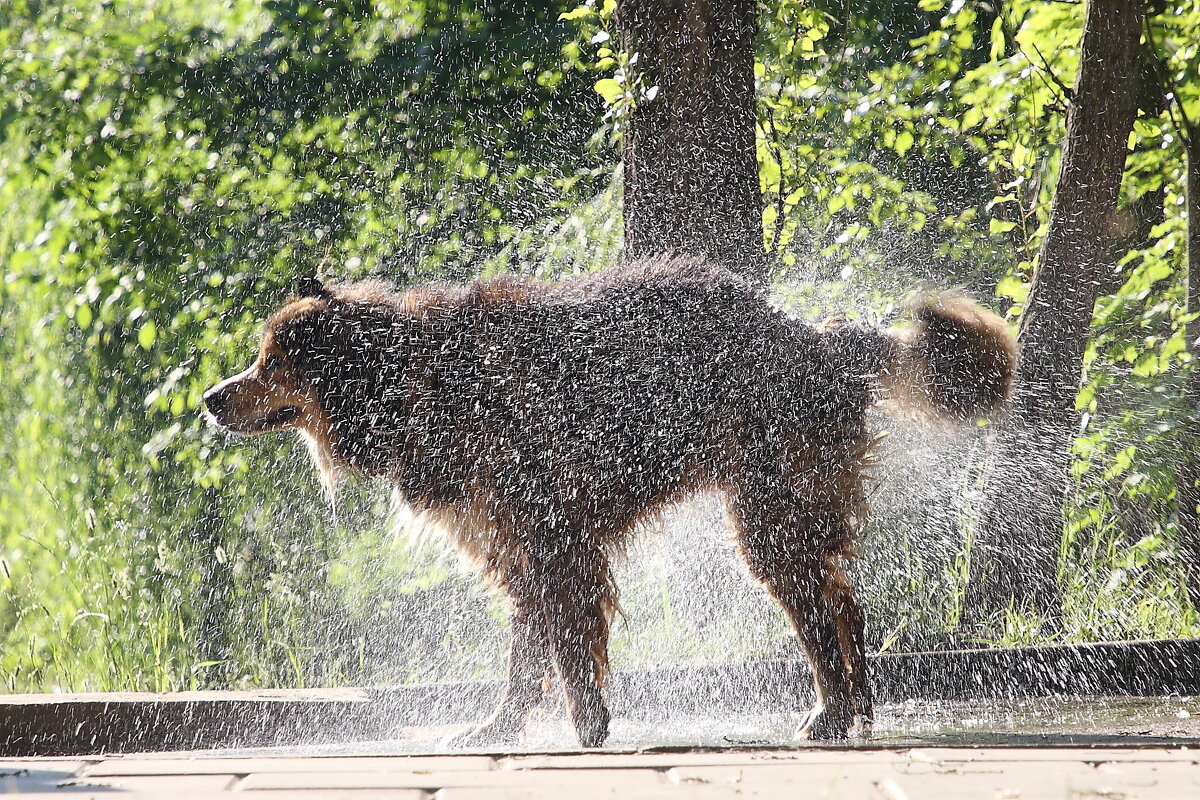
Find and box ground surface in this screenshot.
[4,745,1199,799]
[4,697,1200,798]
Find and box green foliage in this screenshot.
[3,0,1200,694]
[753,0,1200,647]
[756,0,993,285]
[0,0,613,691]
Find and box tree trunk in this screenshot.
[616,0,766,282]
[966,0,1144,619]
[1178,129,1200,608]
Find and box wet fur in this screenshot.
[204,256,1015,746]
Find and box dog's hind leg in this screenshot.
[828,569,873,734]
[729,488,858,740]
[530,543,615,749]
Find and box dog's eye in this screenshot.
[263,353,284,371]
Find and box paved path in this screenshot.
[3,746,1199,799]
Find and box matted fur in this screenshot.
[204,256,1015,747]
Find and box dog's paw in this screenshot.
[855,714,874,739]
[562,689,611,749]
[573,705,610,749]
[796,704,853,741]
[441,716,523,750]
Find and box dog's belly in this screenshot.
[396,494,520,573]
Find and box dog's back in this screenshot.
[394,256,864,545]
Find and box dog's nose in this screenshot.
[203,386,230,414]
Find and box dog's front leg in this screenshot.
[444,602,551,748]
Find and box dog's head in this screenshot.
[203,277,337,436]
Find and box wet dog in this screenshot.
[204,257,1015,747]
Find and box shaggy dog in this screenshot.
[204,257,1015,747]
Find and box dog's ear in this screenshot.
[295,276,331,299]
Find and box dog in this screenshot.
[204,256,1016,747]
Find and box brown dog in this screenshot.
[204,257,1015,747]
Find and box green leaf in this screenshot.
[558,7,594,21]
[593,78,623,104]
[989,16,1005,61]
[996,275,1030,304]
[138,320,157,350]
[989,218,1017,235]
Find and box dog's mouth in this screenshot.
[214,405,302,435]
[262,405,301,428]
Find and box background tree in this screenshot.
[746,0,1200,643]
[1153,24,1200,605]
[615,0,766,280]
[966,0,1146,618]
[1180,122,1200,605]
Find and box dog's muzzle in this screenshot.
[202,369,301,433]
[203,385,232,416]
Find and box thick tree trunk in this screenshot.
[617,0,766,282]
[1178,130,1200,608]
[966,0,1144,619]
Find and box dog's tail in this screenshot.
[823,293,1017,421]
